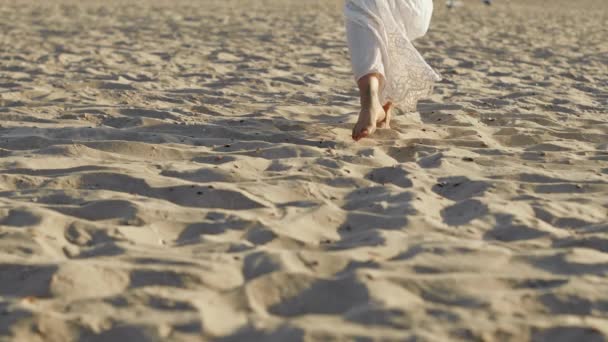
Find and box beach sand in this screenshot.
[0,0,607,340]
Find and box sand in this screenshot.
[0,0,607,340]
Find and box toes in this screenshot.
[352,126,372,141]
[351,125,359,140]
[354,128,370,141]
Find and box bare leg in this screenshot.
[352,73,386,141]
[378,102,393,129]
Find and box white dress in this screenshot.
[345,0,441,111]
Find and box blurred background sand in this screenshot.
[0,0,607,340]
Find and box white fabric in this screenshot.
[345,0,441,111]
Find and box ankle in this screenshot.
[357,73,382,109]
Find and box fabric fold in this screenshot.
[345,0,441,111]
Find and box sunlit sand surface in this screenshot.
[0,0,607,340]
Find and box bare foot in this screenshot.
[352,104,386,141]
[378,102,393,129]
[352,73,386,141]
